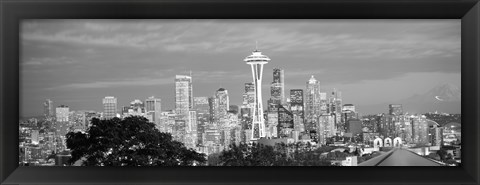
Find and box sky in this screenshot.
[20,19,461,117]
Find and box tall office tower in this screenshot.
[185,111,197,149]
[55,105,69,122]
[271,68,285,103]
[290,89,305,132]
[145,96,161,126]
[160,111,177,133]
[193,96,210,145]
[389,104,404,115]
[320,92,328,114]
[43,99,54,117]
[330,89,343,115]
[277,104,294,138]
[208,97,218,123]
[242,82,255,108]
[318,114,336,145]
[102,96,117,119]
[244,48,270,140]
[411,115,428,145]
[215,88,230,123]
[268,68,285,112]
[305,75,321,132]
[175,75,192,117]
[329,89,343,132]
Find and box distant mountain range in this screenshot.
[361,83,461,115]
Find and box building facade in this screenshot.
[175,75,192,117]
[43,99,54,118]
[102,96,117,119]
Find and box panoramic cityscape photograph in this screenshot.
[19,19,461,166]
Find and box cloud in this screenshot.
[22,57,76,66]
[21,20,460,60]
[46,77,172,91]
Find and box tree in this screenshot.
[66,116,206,166]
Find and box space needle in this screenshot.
[244,43,270,140]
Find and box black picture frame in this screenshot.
[1,0,479,184]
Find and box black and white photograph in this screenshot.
[19,19,461,166]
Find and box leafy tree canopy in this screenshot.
[66,116,206,166]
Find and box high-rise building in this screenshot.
[55,105,69,122]
[290,89,304,132]
[277,104,294,138]
[193,97,209,114]
[215,88,230,123]
[70,111,87,132]
[244,48,270,140]
[305,75,321,132]
[389,104,404,115]
[185,111,197,149]
[102,96,117,119]
[175,75,192,117]
[271,68,285,103]
[320,92,328,114]
[145,96,161,127]
[318,114,336,145]
[329,89,343,132]
[267,68,285,113]
[208,97,218,123]
[412,115,428,145]
[193,96,210,146]
[43,99,54,117]
[243,82,255,108]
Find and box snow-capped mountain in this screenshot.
[401,83,461,114]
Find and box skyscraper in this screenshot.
[305,75,321,131]
[185,110,197,149]
[208,97,218,123]
[43,99,54,117]
[320,92,328,114]
[175,75,192,116]
[271,68,285,102]
[55,105,69,122]
[145,96,161,126]
[277,104,294,138]
[267,68,284,112]
[242,82,255,108]
[215,88,230,123]
[193,97,210,145]
[102,96,117,119]
[329,89,343,132]
[290,89,305,132]
[244,48,270,140]
[412,115,428,145]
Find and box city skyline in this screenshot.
[20,20,461,117]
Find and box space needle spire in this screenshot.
[244,43,270,140]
